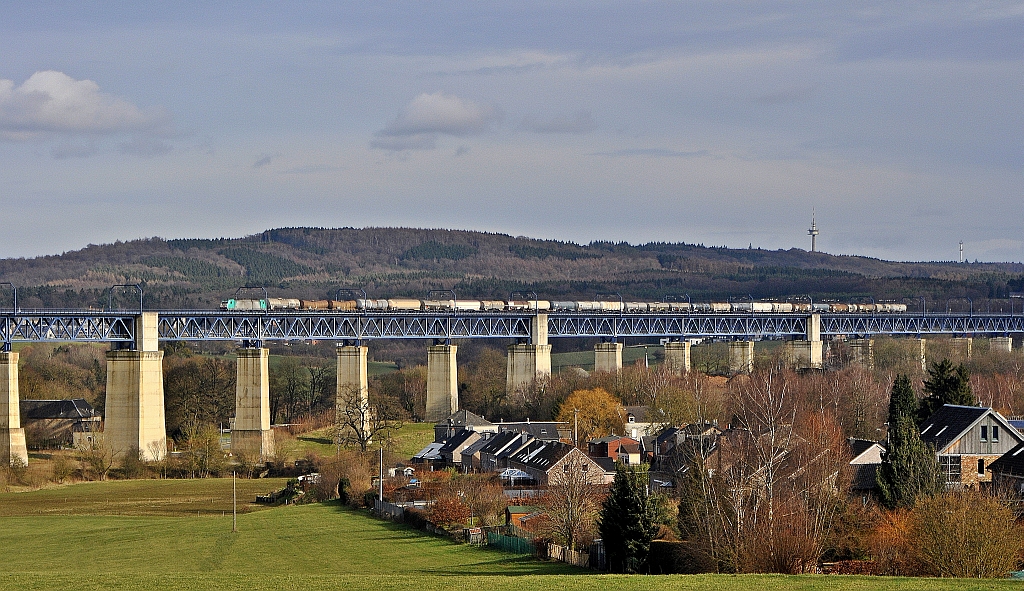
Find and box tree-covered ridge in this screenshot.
[220,248,315,282]
[0,226,1022,309]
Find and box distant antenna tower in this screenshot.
[959,241,964,263]
[808,210,819,253]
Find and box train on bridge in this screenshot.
[220,297,909,314]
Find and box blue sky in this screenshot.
[0,2,1021,261]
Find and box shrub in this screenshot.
[428,495,472,530]
[908,491,1022,578]
[51,454,75,484]
[119,447,148,479]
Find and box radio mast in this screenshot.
[808,211,819,253]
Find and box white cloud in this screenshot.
[0,71,167,140]
[372,92,499,151]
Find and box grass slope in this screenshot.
[0,479,1020,590]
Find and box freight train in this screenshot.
[219,298,908,313]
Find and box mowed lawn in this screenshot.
[0,479,1020,591]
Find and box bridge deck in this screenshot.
[2,311,1023,344]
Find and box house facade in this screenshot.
[509,440,613,486]
[919,404,1024,488]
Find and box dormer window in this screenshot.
[628,414,636,423]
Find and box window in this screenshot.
[981,426,988,442]
[581,464,589,472]
[564,463,571,472]
[993,426,1000,442]
[978,458,986,476]
[628,414,636,424]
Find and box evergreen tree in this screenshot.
[598,463,659,573]
[917,359,976,424]
[877,375,942,509]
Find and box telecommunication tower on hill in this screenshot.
[808,211,819,253]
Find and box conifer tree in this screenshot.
[598,463,658,573]
[877,375,941,509]
[917,359,976,424]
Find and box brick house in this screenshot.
[508,440,613,486]
[919,404,1024,488]
[587,435,639,462]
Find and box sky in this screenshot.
[0,2,1021,262]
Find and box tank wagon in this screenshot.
[219,298,907,314]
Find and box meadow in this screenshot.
[1,478,1020,591]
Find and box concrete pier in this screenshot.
[915,338,927,372]
[104,312,166,462]
[594,342,623,373]
[506,344,552,393]
[849,339,875,370]
[729,341,754,375]
[506,314,551,393]
[426,344,458,422]
[951,337,973,360]
[785,340,823,370]
[991,337,1013,353]
[337,344,370,437]
[232,348,274,461]
[664,341,691,374]
[1,352,28,467]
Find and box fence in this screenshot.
[487,531,536,555]
[374,499,405,521]
[548,544,591,568]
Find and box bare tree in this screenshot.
[336,385,406,452]
[541,453,603,551]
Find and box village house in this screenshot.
[619,405,660,439]
[436,428,482,469]
[848,437,886,493]
[433,410,497,443]
[497,419,570,442]
[987,442,1024,493]
[588,434,636,459]
[919,404,1024,488]
[508,440,614,486]
[459,432,495,472]
[21,399,102,449]
[477,431,535,472]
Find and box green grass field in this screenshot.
[288,421,435,459]
[1,479,1021,591]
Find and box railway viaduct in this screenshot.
[2,308,1023,466]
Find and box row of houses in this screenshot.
[413,410,616,485]
[415,404,1024,496]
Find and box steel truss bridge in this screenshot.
[2,311,1024,348]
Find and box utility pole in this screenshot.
[232,470,237,533]
[574,408,579,448]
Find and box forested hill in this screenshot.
[1,227,1022,310]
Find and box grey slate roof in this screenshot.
[479,431,533,458]
[508,440,575,471]
[21,399,98,420]
[988,442,1024,477]
[850,464,880,490]
[435,409,493,429]
[437,428,477,456]
[919,404,991,452]
[460,433,493,457]
[498,421,567,441]
[592,456,617,473]
[848,438,883,461]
